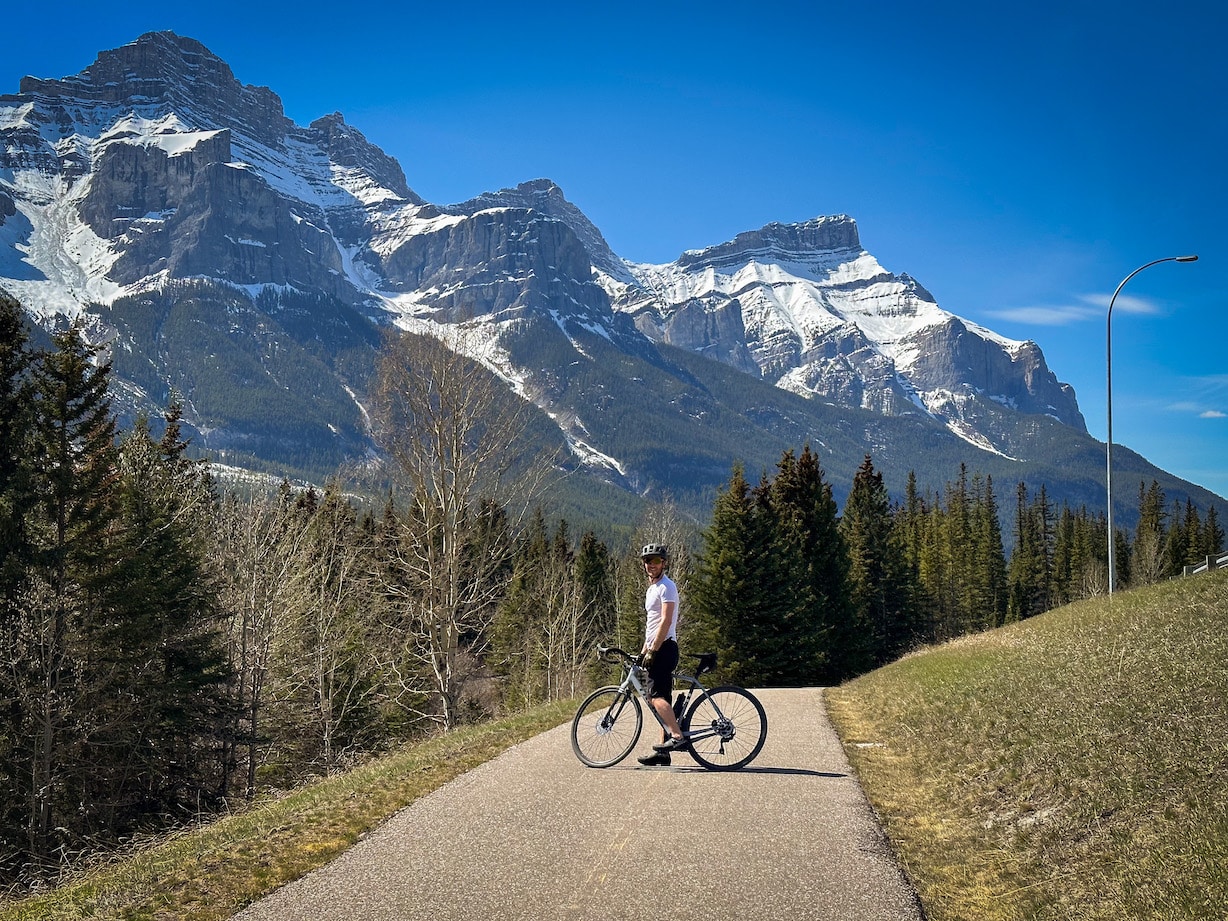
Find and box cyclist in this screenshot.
[636,543,687,766]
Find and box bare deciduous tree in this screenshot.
[277,487,377,771]
[215,488,305,796]
[370,329,555,729]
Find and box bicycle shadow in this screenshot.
[636,765,845,778]
[738,766,846,778]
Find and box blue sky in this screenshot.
[8,1,1228,501]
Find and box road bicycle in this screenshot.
[570,644,767,771]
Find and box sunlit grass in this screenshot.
[0,699,576,921]
[828,570,1228,920]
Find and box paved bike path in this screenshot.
[232,687,923,921]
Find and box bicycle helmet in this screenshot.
[639,543,669,561]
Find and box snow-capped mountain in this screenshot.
[2,31,1216,522]
[607,217,1086,457]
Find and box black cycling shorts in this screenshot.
[646,638,679,701]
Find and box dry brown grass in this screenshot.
[0,699,576,921]
[828,571,1228,921]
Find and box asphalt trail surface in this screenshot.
[232,687,923,920]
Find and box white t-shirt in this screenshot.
[644,574,679,645]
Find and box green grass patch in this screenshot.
[0,699,576,921]
[828,571,1228,921]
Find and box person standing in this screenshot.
[636,543,687,767]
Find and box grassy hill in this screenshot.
[0,702,576,921]
[827,569,1228,921]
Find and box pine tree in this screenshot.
[29,322,118,590]
[0,291,36,600]
[895,471,935,641]
[22,322,120,868]
[84,405,232,829]
[689,464,797,685]
[1203,505,1225,558]
[1175,498,1202,570]
[490,508,551,706]
[942,464,973,634]
[0,292,38,883]
[768,446,848,684]
[1074,507,1110,598]
[968,473,1008,629]
[1008,482,1051,621]
[1132,480,1168,586]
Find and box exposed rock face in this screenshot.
[905,318,1082,422]
[18,31,293,147]
[72,129,353,299]
[447,179,633,284]
[380,205,608,324]
[306,113,419,205]
[1,30,1096,485]
[638,294,760,376]
[675,217,863,271]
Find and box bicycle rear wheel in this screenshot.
[682,686,767,771]
[571,686,643,767]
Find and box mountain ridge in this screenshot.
[0,31,1219,530]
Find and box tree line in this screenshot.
[1,290,1222,889]
[683,450,1224,688]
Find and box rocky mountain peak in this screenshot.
[446,179,633,284]
[4,32,1165,515]
[306,113,420,204]
[17,31,291,146]
[676,215,862,271]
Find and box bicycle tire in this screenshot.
[682,686,767,771]
[571,686,643,767]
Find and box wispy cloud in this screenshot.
[989,293,1164,326]
[1168,377,1228,419]
[987,305,1099,325]
[1086,292,1165,316]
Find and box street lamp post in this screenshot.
[1106,254,1199,596]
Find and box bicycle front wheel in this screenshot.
[683,686,767,771]
[571,686,643,767]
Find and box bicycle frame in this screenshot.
[605,650,735,748]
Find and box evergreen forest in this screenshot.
[1,290,1222,891]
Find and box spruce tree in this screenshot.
[895,471,934,641]
[1008,482,1050,621]
[0,292,36,600]
[490,508,551,706]
[1204,505,1225,558]
[689,464,796,685]
[1175,498,1202,570]
[969,473,1008,629]
[1052,504,1077,605]
[767,446,848,683]
[0,291,37,882]
[574,531,615,639]
[23,322,120,868]
[840,455,910,670]
[1132,480,1168,585]
[85,405,231,828]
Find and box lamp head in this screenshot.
[1176,254,1199,262]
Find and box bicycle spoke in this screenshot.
[682,687,767,771]
[571,687,643,768]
